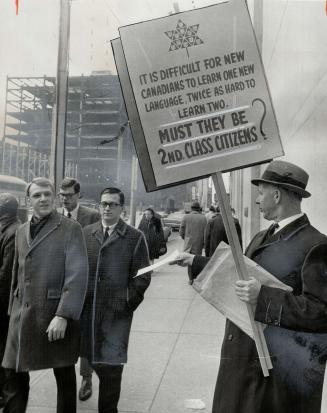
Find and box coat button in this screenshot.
[228,334,233,341]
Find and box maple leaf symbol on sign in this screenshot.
[165,19,204,58]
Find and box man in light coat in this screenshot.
[58,177,100,401]
[172,161,327,413]
[81,187,151,413]
[2,177,88,413]
[179,201,207,284]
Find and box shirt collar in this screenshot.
[102,221,118,234]
[64,203,79,220]
[275,213,304,233]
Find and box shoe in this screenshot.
[78,377,92,401]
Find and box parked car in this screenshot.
[163,211,185,231]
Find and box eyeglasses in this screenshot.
[99,201,121,209]
[58,192,78,199]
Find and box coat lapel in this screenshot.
[92,218,127,248]
[26,211,62,254]
[249,214,310,258]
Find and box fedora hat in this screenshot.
[191,201,201,210]
[251,160,311,198]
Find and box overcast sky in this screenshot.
[0,0,257,136]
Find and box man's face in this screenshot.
[144,210,153,221]
[28,184,54,218]
[59,187,79,211]
[256,183,278,221]
[99,193,122,226]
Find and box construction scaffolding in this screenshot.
[1,73,134,201]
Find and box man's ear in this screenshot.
[273,188,282,204]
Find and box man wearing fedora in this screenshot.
[171,160,327,413]
[179,201,207,284]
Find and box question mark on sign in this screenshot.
[252,98,267,139]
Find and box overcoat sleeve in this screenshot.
[255,243,327,332]
[204,220,211,257]
[191,255,210,280]
[0,231,16,309]
[179,216,186,239]
[55,223,88,320]
[127,232,151,312]
[7,232,19,315]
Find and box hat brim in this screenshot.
[251,178,311,198]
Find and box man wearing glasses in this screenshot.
[81,187,151,413]
[58,177,100,226]
[58,177,100,401]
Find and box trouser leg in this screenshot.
[93,365,124,413]
[53,365,76,413]
[3,370,29,413]
[80,357,93,377]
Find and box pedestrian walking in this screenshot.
[81,187,151,413]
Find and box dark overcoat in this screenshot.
[81,219,151,365]
[192,214,327,413]
[0,217,20,316]
[138,216,165,259]
[2,211,88,372]
[204,214,242,257]
[0,216,20,358]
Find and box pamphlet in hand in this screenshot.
[193,243,292,338]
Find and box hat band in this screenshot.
[262,171,306,190]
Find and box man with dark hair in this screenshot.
[58,177,100,226]
[171,161,327,413]
[0,194,20,408]
[81,187,151,413]
[58,177,100,401]
[2,177,88,413]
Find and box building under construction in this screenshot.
[1,73,192,209]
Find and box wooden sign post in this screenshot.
[212,172,272,376]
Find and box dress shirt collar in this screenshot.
[102,221,118,236]
[274,212,304,233]
[64,204,79,220]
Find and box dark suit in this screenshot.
[57,205,100,227]
[204,213,242,257]
[58,204,100,379]
[192,214,327,413]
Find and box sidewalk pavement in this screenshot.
[25,234,226,413]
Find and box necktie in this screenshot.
[67,212,72,218]
[264,222,279,242]
[103,227,109,243]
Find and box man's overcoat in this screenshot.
[180,211,207,255]
[2,211,88,372]
[81,219,151,365]
[192,214,327,413]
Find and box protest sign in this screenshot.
[113,0,283,191]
